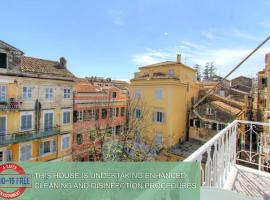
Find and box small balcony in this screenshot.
[0,128,61,146]
[185,120,270,200]
[0,98,22,111]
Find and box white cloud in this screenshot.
[131,42,269,79]
[107,9,125,26]
[201,31,219,39]
[201,28,258,41]
[226,29,258,41]
[163,32,169,36]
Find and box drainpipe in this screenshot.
[186,110,190,141]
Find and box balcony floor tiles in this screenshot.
[227,165,270,200]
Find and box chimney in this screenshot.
[59,57,67,68]
[176,54,181,63]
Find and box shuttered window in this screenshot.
[153,111,165,123]
[21,114,32,131]
[20,145,31,161]
[62,136,70,149]
[0,53,7,69]
[63,111,71,124]
[0,85,7,102]
[0,117,6,135]
[39,140,56,156]
[44,112,53,130]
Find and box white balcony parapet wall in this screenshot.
[185,120,270,188]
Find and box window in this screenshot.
[0,53,7,69]
[110,108,116,118]
[155,89,163,100]
[39,140,56,156]
[135,131,141,143]
[0,85,7,102]
[154,135,162,146]
[153,111,165,123]
[115,125,122,135]
[195,120,201,128]
[63,111,71,124]
[135,89,141,99]
[0,116,6,135]
[112,92,117,98]
[168,69,175,77]
[0,150,12,162]
[189,119,194,127]
[45,88,53,100]
[206,107,213,115]
[22,86,32,100]
[95,109,99,120]
[135,108,141,119]
[120,107,125,117]
[212,123,217,130]
[89,131,95,142]
[62,136,70,150]
[102,108,107,119]
[44,112,53,130]
[116,107,119,117]
[20,144,31,161]
[77,134,83,145]
[78,110,83,121]
[21,114,32,131]
[64,88,71,99]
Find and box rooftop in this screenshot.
[21,56,75,79]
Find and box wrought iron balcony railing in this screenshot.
[184,120,270,198]
[0,128,62,145]
[0,99,22,111]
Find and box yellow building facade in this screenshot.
[129,55,199,148]
[0,40,75,162]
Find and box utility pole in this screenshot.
[193,36,270,110]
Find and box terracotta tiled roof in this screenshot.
[21,56,75,79]
[211,100,241,115]
[75,83,103,93]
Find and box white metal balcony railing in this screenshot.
[185,120,270,195]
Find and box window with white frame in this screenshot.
[22,86,32,100]
[21,113,33,131]
[63,111,71,124]
[20,144,31,161]
[39,140,56,156]
[155,89,163,100]
[45,88,54,100]
[153,111,165,123]
[0,85,7,102]
[62,135,70,150]
[64,88,71,99]
[0,150,12,162]
[135,89,141,99]
[44,112,54,130]
[78,110,84,121]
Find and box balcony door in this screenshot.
[0,116,6,142]
[44,112,53,131]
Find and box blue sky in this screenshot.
[1,0,270,80]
